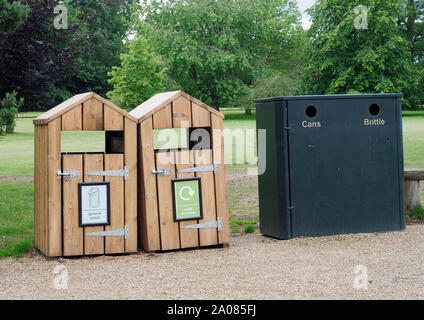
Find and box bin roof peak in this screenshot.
[129,90,224,123]
[34,92,137,125]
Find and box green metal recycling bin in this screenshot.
[256,94,405,239]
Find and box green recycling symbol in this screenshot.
[179,186,195,201]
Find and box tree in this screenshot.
[398,0,424,63]
[0,91,23,134]
[0,0,28,32]
[301,0,419,108]
[233,72,301,114]
[108,36,169,109]
[65,0,129,97]
[135,0,303,110]
[398,0,424,108]
[0,0,89,111]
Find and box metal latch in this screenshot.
[152,168,172,176]
[57,170,80,180]
[177,164,219,175]
[182,218,222,231]
[87,166,129,180]
[86,225,129,239]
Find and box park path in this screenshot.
[1,225,424,300]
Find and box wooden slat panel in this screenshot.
[154,104,180,251]
[38,125,45,254]
[105,154,125,254]
[42,125,48,255]
[176,150,199,248]
[130,91,180,120]
[61,104,82,131]
[92,93,137,123]
[47,118,62,256]
[174,98,199,248]
[62,154,84,256]
[153,104,173,129]
[104,105,124,131]
[156,151,180,250]
[212,115,230,244]
[34,125,41,253]
[34,92,93,125]
[129,90,224,123]
[83,154,105,255]
[192,102,211,127]
[34,92,137,125]
[194,149,218,246]
[43,124,48,254]
[172,96,191,128]
[83,98,103,131]
[124,118,138,253]
[139,118,161,251]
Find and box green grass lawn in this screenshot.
[402,111,424,168]
[0,183,34,258]
[0,109,423,257]
[0,115,40,176]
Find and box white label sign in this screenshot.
[79,183,110,226]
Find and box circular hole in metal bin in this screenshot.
[369,104,380,116]
[306,105,317,118]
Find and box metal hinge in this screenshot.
[285,127,292,131]
[87,166,129,180]
[86,225,129,239]
[182,218,222,231]
[152,168,172,176]
[288,206,295,214]
[57,170,80,180]
[177,164,219,175]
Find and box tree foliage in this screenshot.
[398,0,424,107]
[133,0,303,109]
[0,0,28,32]
[0,91,23,134]
[301,0,419,107]
[108,36,169,109]
[0,0,89,111]
[65,0,128,97]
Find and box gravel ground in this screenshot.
[1,225,424,300]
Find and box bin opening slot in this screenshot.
[369,104,380,116]
[106,131,124,154]
[306,105,317,118]
[61,131,105,153]
[153,128,189,152]
[189,127,211,151]
[152,127,212,152]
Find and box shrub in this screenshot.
[408,205,424,221]
[242,225,256,233]
[0,91,24,134]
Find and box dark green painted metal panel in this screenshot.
[255,94,405,239]
[256,101,291,239]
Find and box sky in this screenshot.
[297,0,316,29]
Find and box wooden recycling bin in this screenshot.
[130,91,230,251]
[34,92,138,257]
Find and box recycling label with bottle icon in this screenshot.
[79,182,110,226]
[172,178,203,221]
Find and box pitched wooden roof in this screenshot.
[129,90,224,123]
[33,92,137,125]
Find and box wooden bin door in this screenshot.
[61,152,128,256]
[151,98,220,251]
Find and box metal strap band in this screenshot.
[182,218,222,231]
[87,166,129,180]
[86,225,129,239]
